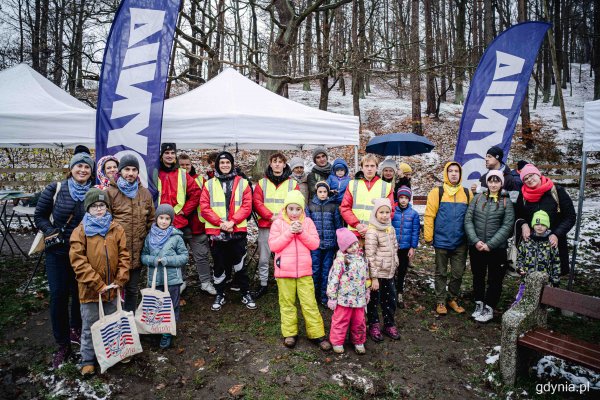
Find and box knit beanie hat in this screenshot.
[399,162,412,174]
[532,210,550,228]
[74,145,91,156]
[312,147,328,163]
[520,164,541,182]
[487,145,504,161]
[486,169,504,186]
[369,198,392,226]
[84,188,111,212]
[160,143,177,157]
[283,190,306,210]
[215,151,235,174]
[379,158,397,173]
[156,204,175,224]
[289,157,305,171]
[396,185,412,199]
[118,154,139,172]
[315,181,330,192]
[69,152,94,170]
[336,228,358,253]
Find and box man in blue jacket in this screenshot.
[424,162,473,315]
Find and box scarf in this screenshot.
[312,163,332,178]
[522,175,554,203]
[368,207,392,231]
[148,223,173,249]
[83,212,112,237]
[442,182,461,197]
[489,192,498,202]
[160,161,178,172]
[117,176,139,199]
[67,178,91,202]
[266,165,292,186]
[95,155,119,190]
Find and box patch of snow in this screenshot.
[534,355,600,390]
[157,356,168,363]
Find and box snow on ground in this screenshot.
[534,355,600,390]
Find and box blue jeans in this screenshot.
[157,284,182,322]
[311,248,335,304]
[80,298,118,366]
[45,246,81,346]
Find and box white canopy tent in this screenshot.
[0,64,359,150]
[0,64,95,148]
[161,68,359,149]
[569,99,600,289]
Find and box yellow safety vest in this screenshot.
[348,178,391,232]
[258,177,296,221]
[195,175,206,223]
[157,168,187,214]
[204,177,249,230]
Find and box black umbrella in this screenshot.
[365,133,435,156]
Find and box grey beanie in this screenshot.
[379,158,397,173]
[312,147,328,163]
[69,152,94,170]
[118,154,140,172]
[155,204,175,224]
[289,157,305,171]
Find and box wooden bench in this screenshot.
[500,272,600,386]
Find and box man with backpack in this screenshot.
[424,162,473,315]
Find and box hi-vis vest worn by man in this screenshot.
[202,176,250,234]
[194,175,206,224]
[156,167,200,230]
[254,177,298,228]
[157,168,187,213]
[345,178,392,233]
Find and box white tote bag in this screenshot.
[135,267,176,336]
[91,288,143,373]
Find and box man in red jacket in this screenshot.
[200,152,256,312]
[178,153,216,295]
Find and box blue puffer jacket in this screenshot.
[326,158,351,204]
[305,196,343,249]
[34,180,88,250]
[142,228,189,286]
[391,204,421,249]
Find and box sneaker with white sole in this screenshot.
[471,301,484,318]
[201,282,217,295]
[211,294,226,311]
[354,344,366,354]
[241,293,257,310]
[332,345,344,354]
[475,305,493,323]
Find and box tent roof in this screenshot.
[0,64,95,148]
[584,100,600,152]
[161,68,359,149]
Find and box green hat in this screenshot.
[532,210,550,228]
[84,188,111,212]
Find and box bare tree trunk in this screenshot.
[303,8,313,91]
[518,0,533,148]
[51,0,65,85]
[424,0,436,115]
[544,0,569,128]
[410,0,423,134]
[454,0,467,104]
[594,0,600,99]
[483,0,494,46]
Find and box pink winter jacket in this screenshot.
[268,216,320,279]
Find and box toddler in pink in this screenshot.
[326,228,370,354]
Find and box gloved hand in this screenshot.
[366,289,371,304]
[327,299,337,311]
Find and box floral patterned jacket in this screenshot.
[326,250,369,308]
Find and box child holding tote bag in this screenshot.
[69,188,131,376]
[141,204,189,350]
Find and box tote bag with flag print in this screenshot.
[91,288,143,373]
[135,267,176,336]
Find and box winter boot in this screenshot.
[368,323,384,342]
[447,299,465,313]
[436,303,448,315]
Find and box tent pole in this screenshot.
[354,145,359,173]
[568,151,587,291]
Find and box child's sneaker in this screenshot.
[354,344,366,355]
[384,326,400,340]
[200,282,217,295]
[159,334,172,349]
[332,345,345,354]
[241,293,257,310]
[471,301,484,318]
[368,323,384,342]
[211,294,226,311]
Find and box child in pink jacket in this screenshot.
[268,191,332,351]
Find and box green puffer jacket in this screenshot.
[464,191,514,249]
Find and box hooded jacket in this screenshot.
[516,231,560,286]
[391,203,421,249]
[424,162,473,249]
[326,250,369,308]
[69,221,131,303]
[364,200,398,279]
[326,158,351,204]
[464,190,514,249]
[141,228,188,286]
[95,155,119,190]
[268,191,320,279]
[305,195,343,249]
[106,182,155,269]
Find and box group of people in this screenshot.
[33,143,576,375]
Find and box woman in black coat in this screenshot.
[34,151,94,368]
[515,164,576,277]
